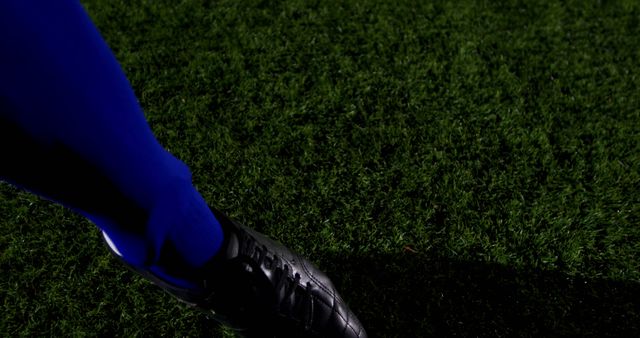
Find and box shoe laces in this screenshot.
[239,231,314,327]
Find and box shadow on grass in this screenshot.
[318,251,640,338]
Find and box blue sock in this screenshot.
[0,0,223,272]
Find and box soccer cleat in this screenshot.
[102,207,368,338]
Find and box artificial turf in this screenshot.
[1,0,639,336]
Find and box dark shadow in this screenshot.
[317,251,640,338]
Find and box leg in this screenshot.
[0,0,223,270]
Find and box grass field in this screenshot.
[1,0,640,337]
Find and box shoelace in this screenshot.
[239,231,314,328]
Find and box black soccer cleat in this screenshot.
[102,208,367,338]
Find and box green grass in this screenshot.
[1,0,640,336]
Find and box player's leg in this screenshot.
[0,0,223,277]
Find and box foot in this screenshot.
[102,208,367,338]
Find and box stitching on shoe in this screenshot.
[311,291,360,336]
[299,257,362,335]
[346,319,360,337]
[300,257,334,295]
[310,293,346,324]
[340,296,362,338]
[341,306,349,337]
